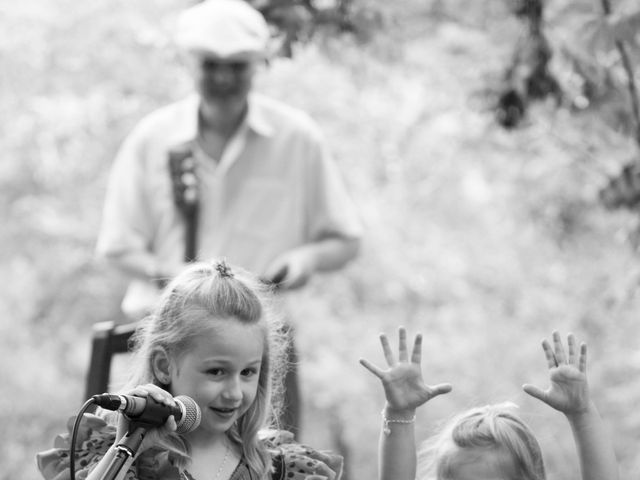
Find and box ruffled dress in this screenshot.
[37,414,343,480]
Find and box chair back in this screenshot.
[84,321,138,401]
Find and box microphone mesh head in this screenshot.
[174,395,202,434]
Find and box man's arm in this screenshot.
[309,236,360,272]
[101,251,177,286]
[95,120,188,286]
[263,236,360,289]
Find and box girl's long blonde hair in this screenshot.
[124,260,288,479]
[417,403,546,480]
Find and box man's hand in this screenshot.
[263,249,316,290]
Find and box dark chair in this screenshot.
[84,320,138,401]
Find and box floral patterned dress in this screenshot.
[37,414,343,480]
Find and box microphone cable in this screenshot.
[69,397,98,480]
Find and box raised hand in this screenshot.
[523,331,590,416]
[360,327,452,412]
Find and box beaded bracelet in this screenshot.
[382,410,416,436]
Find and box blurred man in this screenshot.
[96,0,362,434]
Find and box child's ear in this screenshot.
[150,348,172,386]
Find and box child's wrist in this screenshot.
[381,405,416,436]
[564,400,597,422]
[383,404,417,420]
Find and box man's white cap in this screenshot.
[175,0,270,59]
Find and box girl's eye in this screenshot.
[242,367,259,377]
[206,368,224,376]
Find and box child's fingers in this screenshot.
[579,343,587,374]
[541,339,557,369]
[398,327,408,362]
[126,387,150,398]
[359,358,385,379]
[411,333,422,364]
[552,330,566,364]
[165,415,177,432]
[379,333,396,366]
[431,383,453,397]
[522,383,547,403]
[567,333,577,366]
[144,384,174,405]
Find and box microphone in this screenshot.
[92,393,201,434]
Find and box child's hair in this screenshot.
[123,259,288,479]
[417,403,546,480]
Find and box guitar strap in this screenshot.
[168,141,199,262]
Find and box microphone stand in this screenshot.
[98,425,147,480]
[97,397,171,480]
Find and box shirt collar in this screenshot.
[245,93,275,137]
[168,93,274,146]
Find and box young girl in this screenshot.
[37,260,343,480]
[360,327,618,480]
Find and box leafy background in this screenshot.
[3,0,640,479]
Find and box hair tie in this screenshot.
[215,260,234,279]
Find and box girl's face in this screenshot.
[169,317,265,435]
[441,447,517,480]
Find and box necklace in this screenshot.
[214,442,231,480]
[182,442,231,480]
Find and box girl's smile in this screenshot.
[210,406,237,416]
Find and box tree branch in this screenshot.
[601,0,640,149]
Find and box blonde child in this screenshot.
[360,327,618,480]
[37,260,343,480]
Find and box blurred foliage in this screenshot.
[246,0,385,57]
[487,0,640,214]
[491,0,640,132]
[544,0,640,136]
[550,0,640,215]
[494,0,562,129]
[4,0,640,479]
